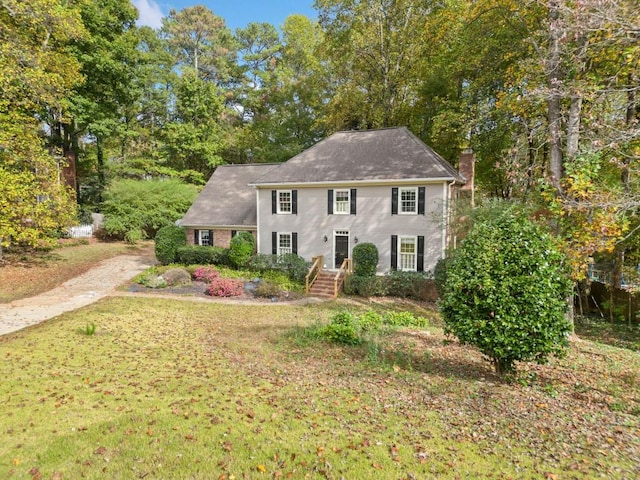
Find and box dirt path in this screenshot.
[0,254,156,336]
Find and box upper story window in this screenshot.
[400,187,417,214]
[392,187,425,215]
[272,189,297,215]
[328,188,356,215]
[278,190,292,214]
[334,189,350,214]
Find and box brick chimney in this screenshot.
[458,148,475,207]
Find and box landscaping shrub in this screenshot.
[246,253,309,283]
[385,271,431,300]
[344,275,386,297]
[154,225,187,265]
[439,204,573,375]
[321,311,361,345]
[319,310,427,346]
[255,281,281,298]
[433,256,449,298]
[352,242,379,277]
[101,178,198,241]
[192,266,220,282]
[161,268,191,286]
[278,253,309,283]
[177,245,229,265]
[206,277,244,297]
[229,231,256,268]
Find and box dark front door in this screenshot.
[334,233,349,268]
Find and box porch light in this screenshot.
[323,235,328,242]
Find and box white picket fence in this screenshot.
[68,224,94,238]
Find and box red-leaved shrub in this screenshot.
[193,266,220,283]
[206,278,244,297]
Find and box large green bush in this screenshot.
[228,231,256,268]
[439,205,573,375]
[154,225,187,265]
[101,179,198,242]
[352,242,379,277]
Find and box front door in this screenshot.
[334,231,349,268]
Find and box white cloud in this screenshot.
[131,0,165,29]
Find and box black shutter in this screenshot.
[272,190,277,214]
[327,189,333,214]
[391,188,398,215]
[272,232,277,255]
[417,236,425,272]
[292,233,298,254]
[292,190,298,215]
[231,230,236,238]
[350,189,357,215]
[194,229,199,245]
[418,187,426,215]
[209,230,214,246]
[391,235,398,270]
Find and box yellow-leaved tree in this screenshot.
[0,0,84,258]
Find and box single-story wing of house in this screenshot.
[179,126,467,275]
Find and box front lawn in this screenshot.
[1,297,638,479]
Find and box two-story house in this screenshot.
[180,127,465,274]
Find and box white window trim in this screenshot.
[399,187,418,215]
[398,235,417,271]
[199,230,212,247]
[277,232,293,256]
[277,190,292,214]
[333,189,350,215]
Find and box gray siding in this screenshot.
[257,183,447,273]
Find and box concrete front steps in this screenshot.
[307,271,342,298]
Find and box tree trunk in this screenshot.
[546,0,564,192]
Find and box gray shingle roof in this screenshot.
[252,127,463,185]
[180,163,277,228]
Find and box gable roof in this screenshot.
[252,127,464,186]
[180,163,277,228]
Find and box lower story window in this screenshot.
[399,236,417,271]
[278,232,292,255]
[199,230,212,246]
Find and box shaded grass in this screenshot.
[1,297,639,479]
[0,242,153,303]
[575,315,640,352]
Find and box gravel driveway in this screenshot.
[0,254,156,336]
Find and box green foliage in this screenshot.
[254,281,281,298]
[385,271,432,300]
[439,204,573,374]
[321,312,361,345]
[319,310,428,346]
[154,225,187,265]
[228,232,256,268]
[176,245,229,266]
[246,253,309,283]
[101,179,198,242]
[344,275,386,297]
[76,322,96,336]
[352,242,379,277]
[384,311,429,328]
[433,257,450,298]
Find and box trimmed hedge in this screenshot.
[229,231,256,268]
[177,245,229,266]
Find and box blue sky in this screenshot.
[131,0,317,30]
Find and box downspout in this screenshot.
[443,180,456,255]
